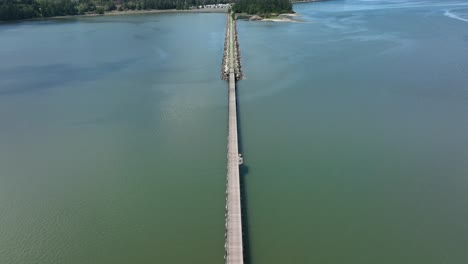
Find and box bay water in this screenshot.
[237,0,468,263]
[1,0,468,263]
[0,13,227,264]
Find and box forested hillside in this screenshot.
[232,0,292,15]
[0,0,229,21]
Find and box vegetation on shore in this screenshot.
[232,0,292,15]
[0,0,229,21]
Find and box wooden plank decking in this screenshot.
[224,14,244,264]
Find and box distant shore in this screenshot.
[291,0,329,3]
[234,0,328,23]
[0,0,328,23]
[0,0,326,23]
[0,8,227,23]
[53,8,227,19]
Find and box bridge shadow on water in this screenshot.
[236,81,252,264]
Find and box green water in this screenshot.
[2,1,468,263]
[0,14,227,264]
[238,1,468,263]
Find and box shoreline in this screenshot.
[1,8,227,23]
[0,0,328,23]
[291,0,329,3]
[262,13,302,22]
[51,8,227,20]
[236,13,303,23]
[87,8,226,17]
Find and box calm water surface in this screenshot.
[2,1,468,263]
[238,0,468,263]
[0,14,227,264]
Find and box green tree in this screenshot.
[108,1,116,10]
[96,6,104,13]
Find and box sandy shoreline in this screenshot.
[1,8,227,22]
[262,13,303,22]
[237,13,303,23]
[100,8,225,16]
[292,0,329,3]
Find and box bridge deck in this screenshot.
[225,14,244,264]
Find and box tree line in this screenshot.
[0,0,230,21]
[232,0,292,15]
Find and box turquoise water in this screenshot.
[237,0,468,263]
[0,14,227,264]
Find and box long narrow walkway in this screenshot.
[225,13,244,264]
